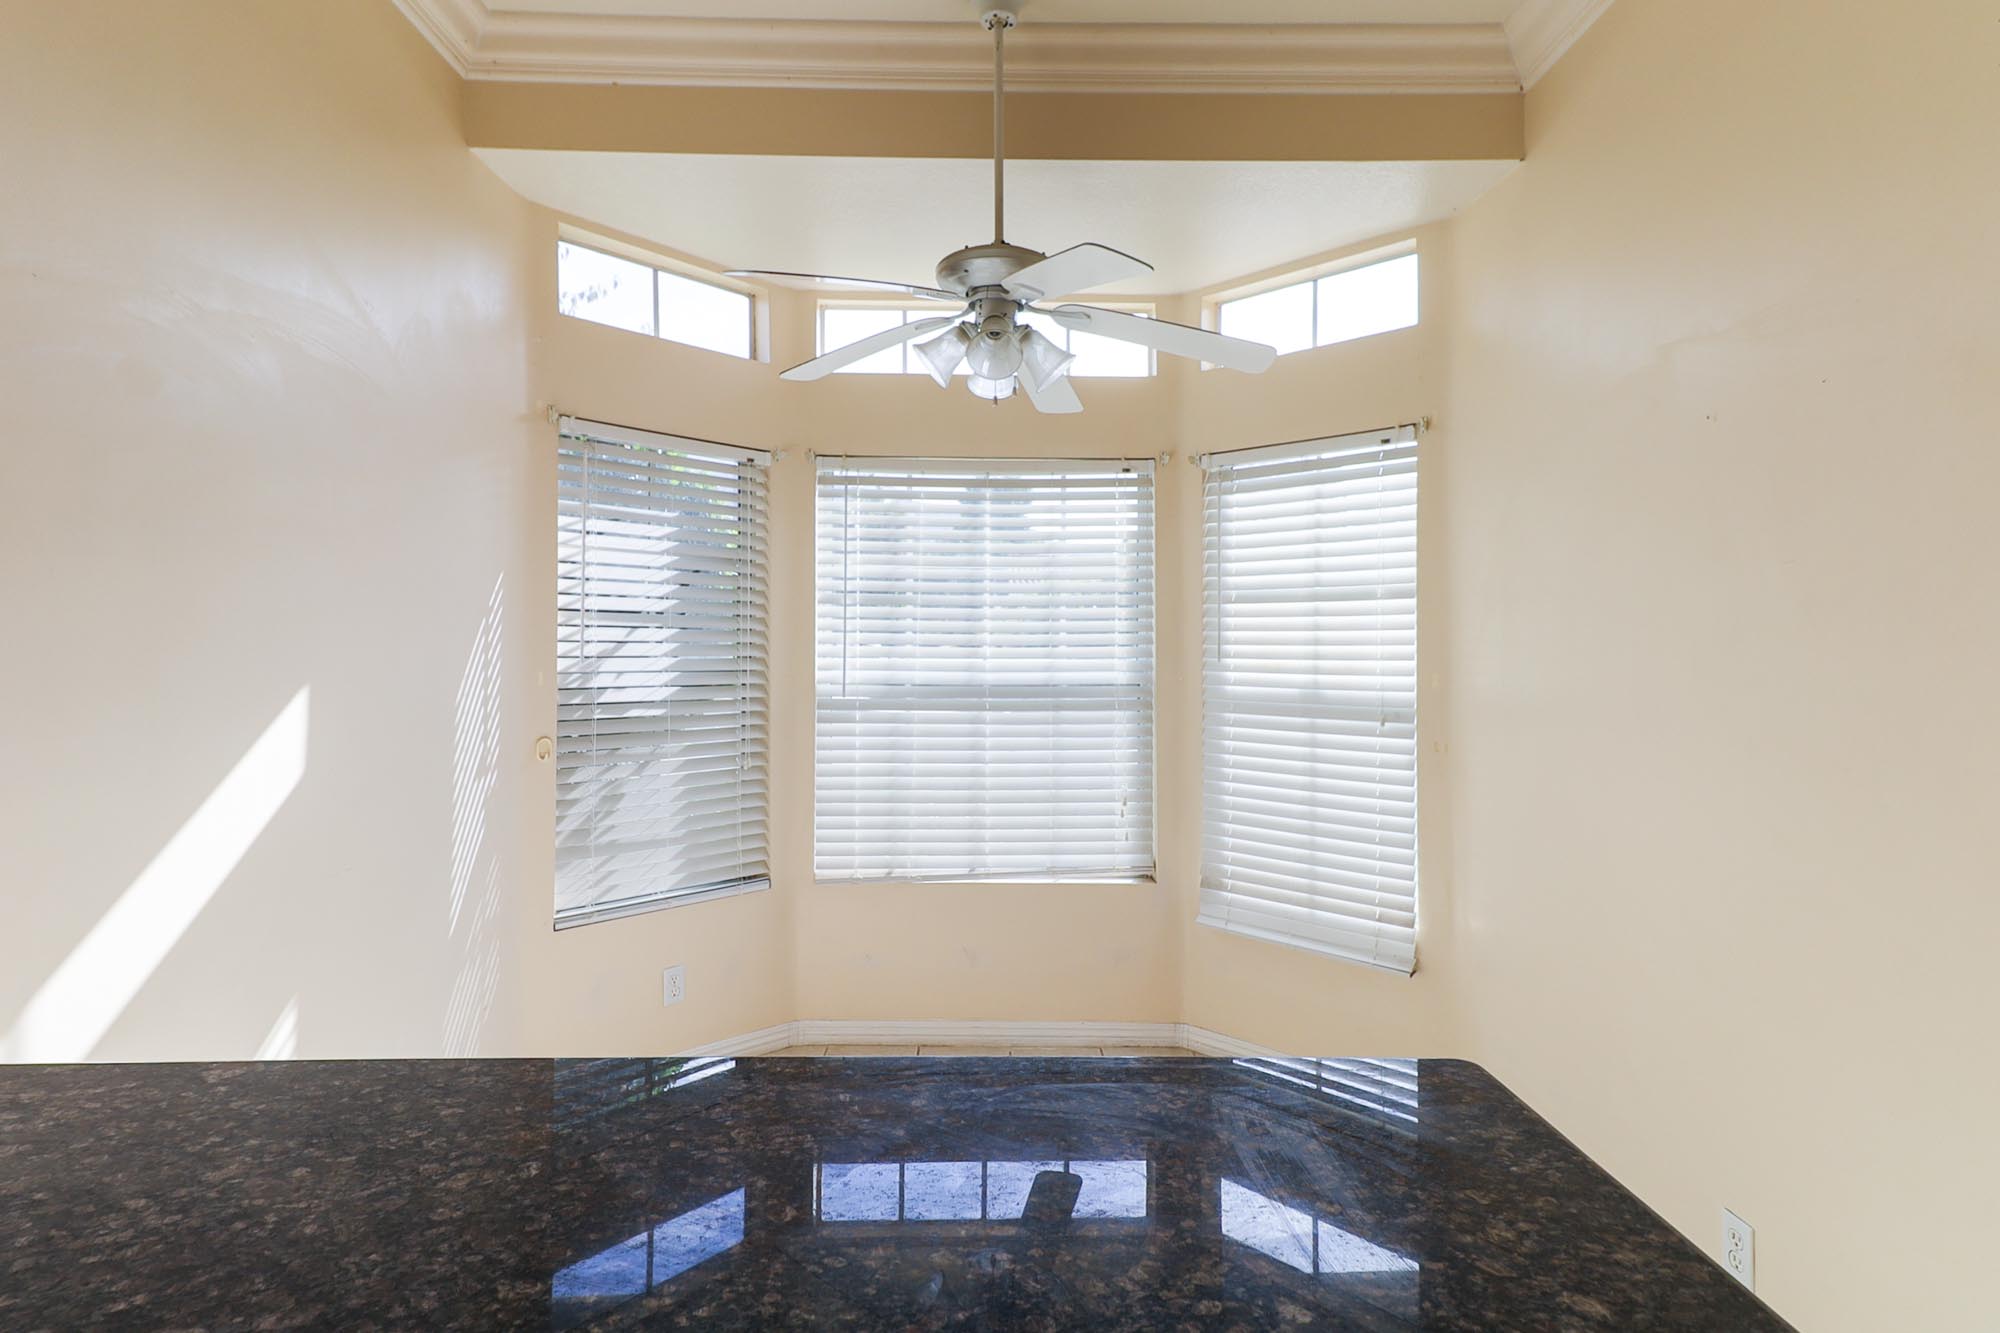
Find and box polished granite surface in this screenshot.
[0,1056,1792,1330]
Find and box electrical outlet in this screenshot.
[662,965,685,1006]
[1721,1209,1755,1290]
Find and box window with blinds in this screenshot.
[1199,426,1419,973]
[815,456,1156,882]
[555,417,770,928]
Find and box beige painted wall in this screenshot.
[0,1,808,1061]
[1,0,544,1059]
[463,82,1524,162]
[1436,1,2000,1328]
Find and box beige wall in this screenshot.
[0,1,807,1061]
[1,1,543,1059]
[1437,1,2000,1328]
[463,82,1524,162]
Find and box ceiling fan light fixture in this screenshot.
[1017,327,1076,393]
[912,324,973,387]
[744,3,1273,412]
[965,328,1025,382]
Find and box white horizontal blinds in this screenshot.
[555,417,770,927]
[815,457,1156,881]
[1200,427,1419,973]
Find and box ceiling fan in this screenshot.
[727,1,1278,414]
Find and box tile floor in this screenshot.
[767,1044,1201,1057]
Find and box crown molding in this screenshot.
[392,0,483,74]
[394,2,1524,95]
[1503,0,1616,89]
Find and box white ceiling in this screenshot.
[476,150,1516,294]
[488,1,1523,21]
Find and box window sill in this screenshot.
[1193,912,1416,976]
[554,876,771,931]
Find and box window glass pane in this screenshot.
[558,242,655,336]
[657,268,751,358]
[822,308,907,374]
[1019,310,1065,344]
[1218,281,1313,356]
[1315,254,1419,347]
[1067,324,1151,378]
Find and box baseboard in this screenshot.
[1176,1024,1285,1059]
[676,1019,1289,1057]
[796,1019,1184,1049]
[675,1021,799,1058]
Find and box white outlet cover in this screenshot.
[1721,1208,1755,1290]
[662,965,685,1006]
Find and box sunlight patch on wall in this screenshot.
[255,997,300,1060]
[1,688,310,1062]
[444,577,505,1057]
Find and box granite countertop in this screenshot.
[0,1055,1792,1330]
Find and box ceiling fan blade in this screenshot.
[1047,305,1277,374]
[1002,244,1154,303]
[725,269,962,303]
[780,316,957,382]
[1021,371,1083,415]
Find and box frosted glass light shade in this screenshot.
[967,374,1016,401]
[912,325,973,387]
[1017,327,1076,392]
[965,330,1025,381]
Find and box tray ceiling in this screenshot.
[476,150,1518,295]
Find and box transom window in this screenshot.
[558,240,754,359]
[1214,251,1418,359]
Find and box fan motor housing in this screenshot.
[936,242,1044,298]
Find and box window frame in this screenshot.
[1196,425,1420,973]
[1205,242,1419,362]
[811,454,1160,885]
[557,233,758,360]
[553,416,773,930]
